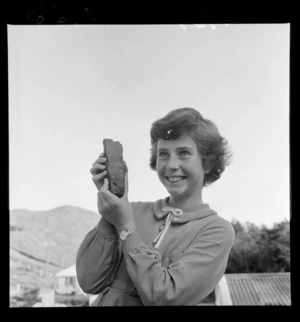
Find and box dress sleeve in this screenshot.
[121,220,235,306]
[76,217,120,294]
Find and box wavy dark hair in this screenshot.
[149,107,232,186]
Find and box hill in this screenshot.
[10,205,100,269]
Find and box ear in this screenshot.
[204,167,211,174]
[202,156,215,174]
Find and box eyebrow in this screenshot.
[158,146,193,151]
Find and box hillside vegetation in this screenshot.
[10,205,100,306]
[10,205,100,268]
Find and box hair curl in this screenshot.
[149,107,232,186]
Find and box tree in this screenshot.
[225,219,290,273]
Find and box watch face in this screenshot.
[120,230,130,241]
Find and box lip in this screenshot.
[165,176,187,183]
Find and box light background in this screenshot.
[8,24,290,227]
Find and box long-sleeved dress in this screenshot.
[76,197,235,306]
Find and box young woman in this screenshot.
[76,107,235,306]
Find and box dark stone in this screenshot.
[103,139,127,198]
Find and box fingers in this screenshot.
[90,163,106,175]
[92,171,107,190]
[92,156,107,168]
[90,153,107,190]
[92,171,107,182]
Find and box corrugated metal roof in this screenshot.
[225,273,290,306]
[56,264,76,277]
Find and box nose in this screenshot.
[166,155,180,171]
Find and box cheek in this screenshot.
[156,161,166,178]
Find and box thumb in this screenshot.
[100,178,109,192]
[99,178,120,202]
[123,168,129,198]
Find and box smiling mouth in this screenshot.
[166,176,186,182]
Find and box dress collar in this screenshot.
[153,197,217,223]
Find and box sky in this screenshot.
[8,24,290,228]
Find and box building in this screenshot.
[55,264,84,295]
[216,273,291,305]
[56,265,291,306]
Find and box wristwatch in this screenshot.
[119,229,136,242]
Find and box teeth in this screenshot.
[167,176,185,182]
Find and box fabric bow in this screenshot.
[153,207,183,249]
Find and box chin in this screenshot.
[166,188,185,198]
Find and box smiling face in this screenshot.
[156,134,208,207]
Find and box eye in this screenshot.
[158,151,169,159]
[179,150,190,158]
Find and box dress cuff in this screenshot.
[121,232,144,258]
[95,217,118,237]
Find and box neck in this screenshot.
[167,194,204,209]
